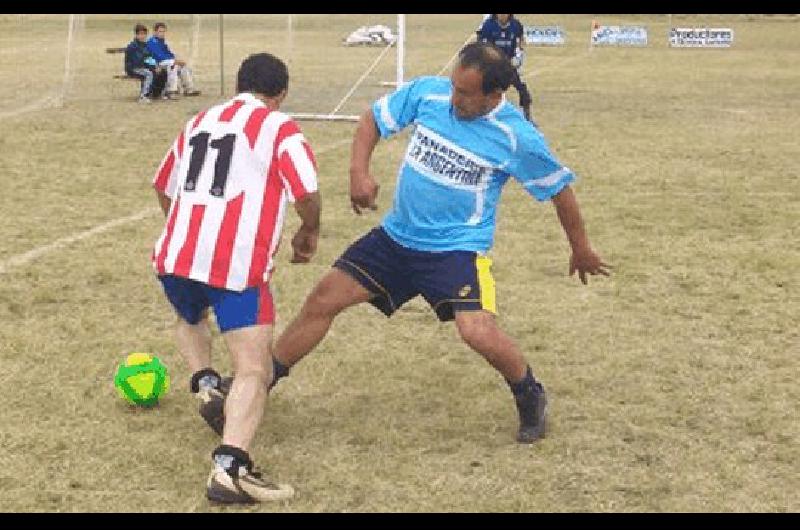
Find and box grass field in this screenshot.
[0,14,797,512]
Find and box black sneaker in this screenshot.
[200,373,285,437]
[206,462,294,504]
[516,383,547,444]
[197,383,229,437]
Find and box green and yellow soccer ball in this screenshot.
[114,353,170,407]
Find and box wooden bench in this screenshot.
[106,46,177,98]
[106,47,138,79]
[106,47,141,98]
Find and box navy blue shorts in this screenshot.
[333,227,497,322]
[158,275,275,333]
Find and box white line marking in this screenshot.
[0,94,60,120]
[0,209,158,274]
[437,34,475,76]
[0,139,352,274]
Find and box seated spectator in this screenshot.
[147,22,201,98]
[124,24,167,103]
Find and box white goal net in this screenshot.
[0,14,85,118]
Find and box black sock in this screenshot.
[190,368,222,394]
[507,365,540,397]
[268,357,290,390]
[508,366,544,426]
[212,444,252,476]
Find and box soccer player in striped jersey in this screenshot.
[151,52,320,504]
[268,42,610,445]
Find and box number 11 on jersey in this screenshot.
[184,132,236,198]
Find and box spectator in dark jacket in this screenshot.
[146,22,200,98]
[124,24,167,103]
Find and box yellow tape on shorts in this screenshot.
[475,255,497,314]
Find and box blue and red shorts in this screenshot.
[158,275,275,333]
[333,226,497,322]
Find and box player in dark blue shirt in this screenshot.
[477,14,533,122]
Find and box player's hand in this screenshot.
[512,48,525,69]
[176,59,186,67]
[569,245,612,285]
[350,170,379,215]
[290,225,318,263]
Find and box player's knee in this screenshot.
[234,363,270,386]
[455,312,497,351]
[303,277,352,318]
[303,284,342,317]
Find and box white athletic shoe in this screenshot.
[206,463,295,504]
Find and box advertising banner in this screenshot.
[524,25,566,46]
[591,25,648,46]
[669,27,734,47]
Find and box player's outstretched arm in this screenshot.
[349,109,381,215]
[290,191,321,264]
[551,185,612,285]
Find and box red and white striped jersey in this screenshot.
[151,92,318,291]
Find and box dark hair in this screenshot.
[236,53,289,97]
[457,42,514,94]
[153,22,166,31]
[134,23,147,34]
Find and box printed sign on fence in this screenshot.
[524,26,566,46]
[669,28,734,47]
[591,25,648,46]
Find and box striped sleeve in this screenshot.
[510,131,576,201]
[152,127,186,198]
[275,120,318,203]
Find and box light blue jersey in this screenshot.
[372,76,575,252]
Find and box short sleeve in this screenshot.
[152,127,186,199]
[275,120,318,203]
[371,77,431,139]
[514,20,524,38]
[509,132,576,201]
[476,17,490,39]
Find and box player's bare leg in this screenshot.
[454,310,547,443]
[221,324,272,451]
[174,310,230,436]
[174,311,212,375]
[272,268,373,377]
[206,324,294,504]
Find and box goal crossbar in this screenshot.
[289,113,360,122]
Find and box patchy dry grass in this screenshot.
[0,14,797,512]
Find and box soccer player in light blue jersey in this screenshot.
[213,42,610,444]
